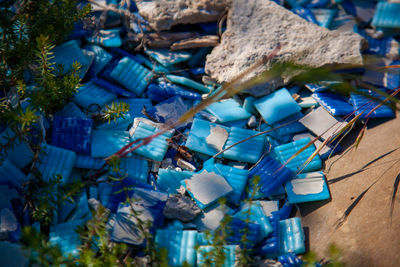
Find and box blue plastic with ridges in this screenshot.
[224,217,261,248]
[129,121,173,161]
[92,77,136,98]
[91,130,130,158]
[144,49,192,67]
[117,157,149,183]
[243,96,257,115]
[312,92,353,116]
[83,45,113,77]
[123,98,153,119]
[222,127,265,164]
[197,245,237,267]
[55,102,86,118]
[0,128,34,169]
[148,80,201,102]
[74,81,117,110]
[109,57,154,95]
[36,144,77,183]
[274,137,322,173]
[234,202,273,239]
[74,154,105,169]
[371,2,400,31]
[0,159,28,188]
[86,28,122,47]
[51,116,93,154]
[254,88,301,125]
[156,169,195,194]
[205,99,251,123]
[279,217,306,254]
[349,89,395,119]
[165,74,210,93]
[155,230,198,267]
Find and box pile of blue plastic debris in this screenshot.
[1,0,400,266]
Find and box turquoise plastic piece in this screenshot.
[205,99,251,123]
[74,154,105,169]
[51,40,90,79]
[279,217,306,254]
[135,53,171,73]
[145,49,192,67]
[156,169,195,194]
[223,127,265,164]
[185,118,230,156]
[243,96,257,115]
[117,157,149,183]
[36,145,77,183]
[86,29,122,47]
[0,159,28,188]
[74,81,117,110]
[68,193,90,221]
[124,98,153,119]
[254,88,301,124]
[109,57,154,95]
[371,2,400,33]
[203,162,248,205]
[55,102,86,118]
[91,130,130,158]
[0,128,34,169]
[165,74,210,93]
[155,230,198,267]
[197,245,237,267]
[83,45,113,76]
[49,220,85,257]
[129,121,174,161]
[285,171,330,204]
[311,8,337,28]
[274,137,322,173]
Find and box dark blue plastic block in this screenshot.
[83,45,113,77]
[371,2,400,33]
[74,81,117,111]
[123,98,153,119]
[155,230,198,267]
[147,96,190,126]
[356,29,400,58]
[291,7,318,25]
[51,116,93,154]
[268,112,307,136]
[91,130,130,158]
[92,77,136,98]
[0,241,29,267]
[0,128,34,169]
[74,154,105,169]
[286,0,311,7]
[157,169,195,194]
[0,159,28,188]
[361,61,400,90]
[147,79,201,102]
[312,92,353,116]
[278,253,303,267]
[279,217,306,254]
[342,0,376,23]
[349,89,395,119]
[55,102,86,118]
[165,74,210,94]
[224,217,261,248]
[248,156,294,198]
[306,0,330,9]
[115,157,149,183]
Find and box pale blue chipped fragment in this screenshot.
[91,130,130,158]
[279,217,306,254]
[145,49,192,67]
[205,99,251,123]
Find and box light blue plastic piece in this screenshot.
[118,157,149,183]
[203,161,249,205]
[86,29,122,47]
[194,203,234,231]
[0,128,34,169]
[36,145,77,183]
[243,96,257,115]
[371,2,400,33]
[74,154,105,169]
[222,127,265,164]
[123,98,153,119]
[311,8,337,28]
[349,90,395,119]
[91,130,130,158]
[305,81,340,92]
[165,74,210,93]
[270,112,307,136]
[83,45,113,76]
[274,137,322,173]
[285,171,330,204]
[51,40,90,79]
[155,230,198,267]
[254,88,301,124]
[129,120,174,162]
[145,49,192,67]
[109,57,154,95]
[234,202,273,240]
[49,220,85,257]
[312,92,353,116]
[286,0,311,7]
[197,245,238,267]
[156,169,195,194]
[74,81,117,110]
[205,99,251,123]
[147,96,191,127]
[185,118,230,156]
[0,159,28,188]
[135,53,171,73]
[55,101,86,118]
[279,217,306,254]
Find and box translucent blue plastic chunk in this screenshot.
[278,253,303,267]
[92,77,136,98]
[145,49,192,67]
[312,92,353,116]
[83,45,113,77]
[248,156,294,198]
[55,102,86,118]
[36,145,77,183]
[197,245,238,267]
[91,130,130,158]
[51,116,93,154]
[0,159,28,188]
[371,2,400,33]
[0,128,34,169]
[165,74,210,93]
[243,96,257,115]
[254,88,301,124]
[116,157,149,183]
[224,217,261,248]
[274,138,322,173]
[86,29,122,47]
[49,220,85,257]
[285,171,330,204]
[311,8,337,28]
[223,127,265,163]
[155,230,198,267]
[148,78,202,102]
[203,161,249,205]
[279,217,306,254]
[51,40,90,78]
[185,118,230,156]
[74,81,117,110]
[291,7,318,25]
[74,154,105,169]
[205,99,251,123]
[109,57,154,95]
[349,89,395,119]
[156,169,195,194]
[129,119,174,161]
[147,96,190,126]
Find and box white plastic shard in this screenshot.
[291,177,325,195]
[205,125,229,152]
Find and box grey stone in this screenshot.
[134,0,231,31]
[205,0,364,86]
[163,194,201,222]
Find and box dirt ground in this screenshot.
[299,113,400,266]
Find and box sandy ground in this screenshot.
[299,113,400,266]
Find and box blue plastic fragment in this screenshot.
[92,77,136,98]
[74,81,117,111]
[49,219,86,256]
[51,116,93,154]
[311,8,337,28]
[145,49,192,67]
[157,169,195,194]
[116,157,149,183]
[86,28,122,47]
[147,96,191,126]
[0,241,29,267]
[254,88,301,125]
[155,230,198,267]
[197,245,238,267]
[0,128,34,169]
[224,217,261,248]
[361,60,400,90]
[193,203,234,231]
[109,57,154,95]
[274,137,322,173]
[349,89,395,119]
[291,7,319,25]
[279,217,306,254]
[91,130,130,158]
[356,28,400,58]
[0,159,28,188]
[306,0,330,9]
[55,102,86,118]
[243,96,257,115]
[83,45,113,77]
[371,2,400,34]
[123,98,153,119]
[191,67,205,75]
[342,0,376,23]
[205,99,251,123]
[147,79,202,102]
[312,92,354,116]
[286,0,311,7]
[165,74,210,94]
[278,253,303,267]
[74,154,105,169]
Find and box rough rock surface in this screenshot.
[163,194,201,222]
[205,0,364,84]
[134,0,230,31]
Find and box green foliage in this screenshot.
[102,101,130,123]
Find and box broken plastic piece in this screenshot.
[92,77,136,98]
[279,217,306,254]
[74,154,105,169]
[205,99,251,123]
[83,45,113,77]
[55,102,86,118]
[278,253,303,267]
[74,81,117,110]
[165,74,210,94]
[0,128,34,169]
[0,159,28,188]
[349,89,395,119]
[311,8,337,28]
[312,92,354,116]
[157,169,195,194]
[117,157,149,183]
[145,49,192,67]
[86,29,122,47]
[197,245,238,267]
[371,2,400,34]
[91,130,130,158]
